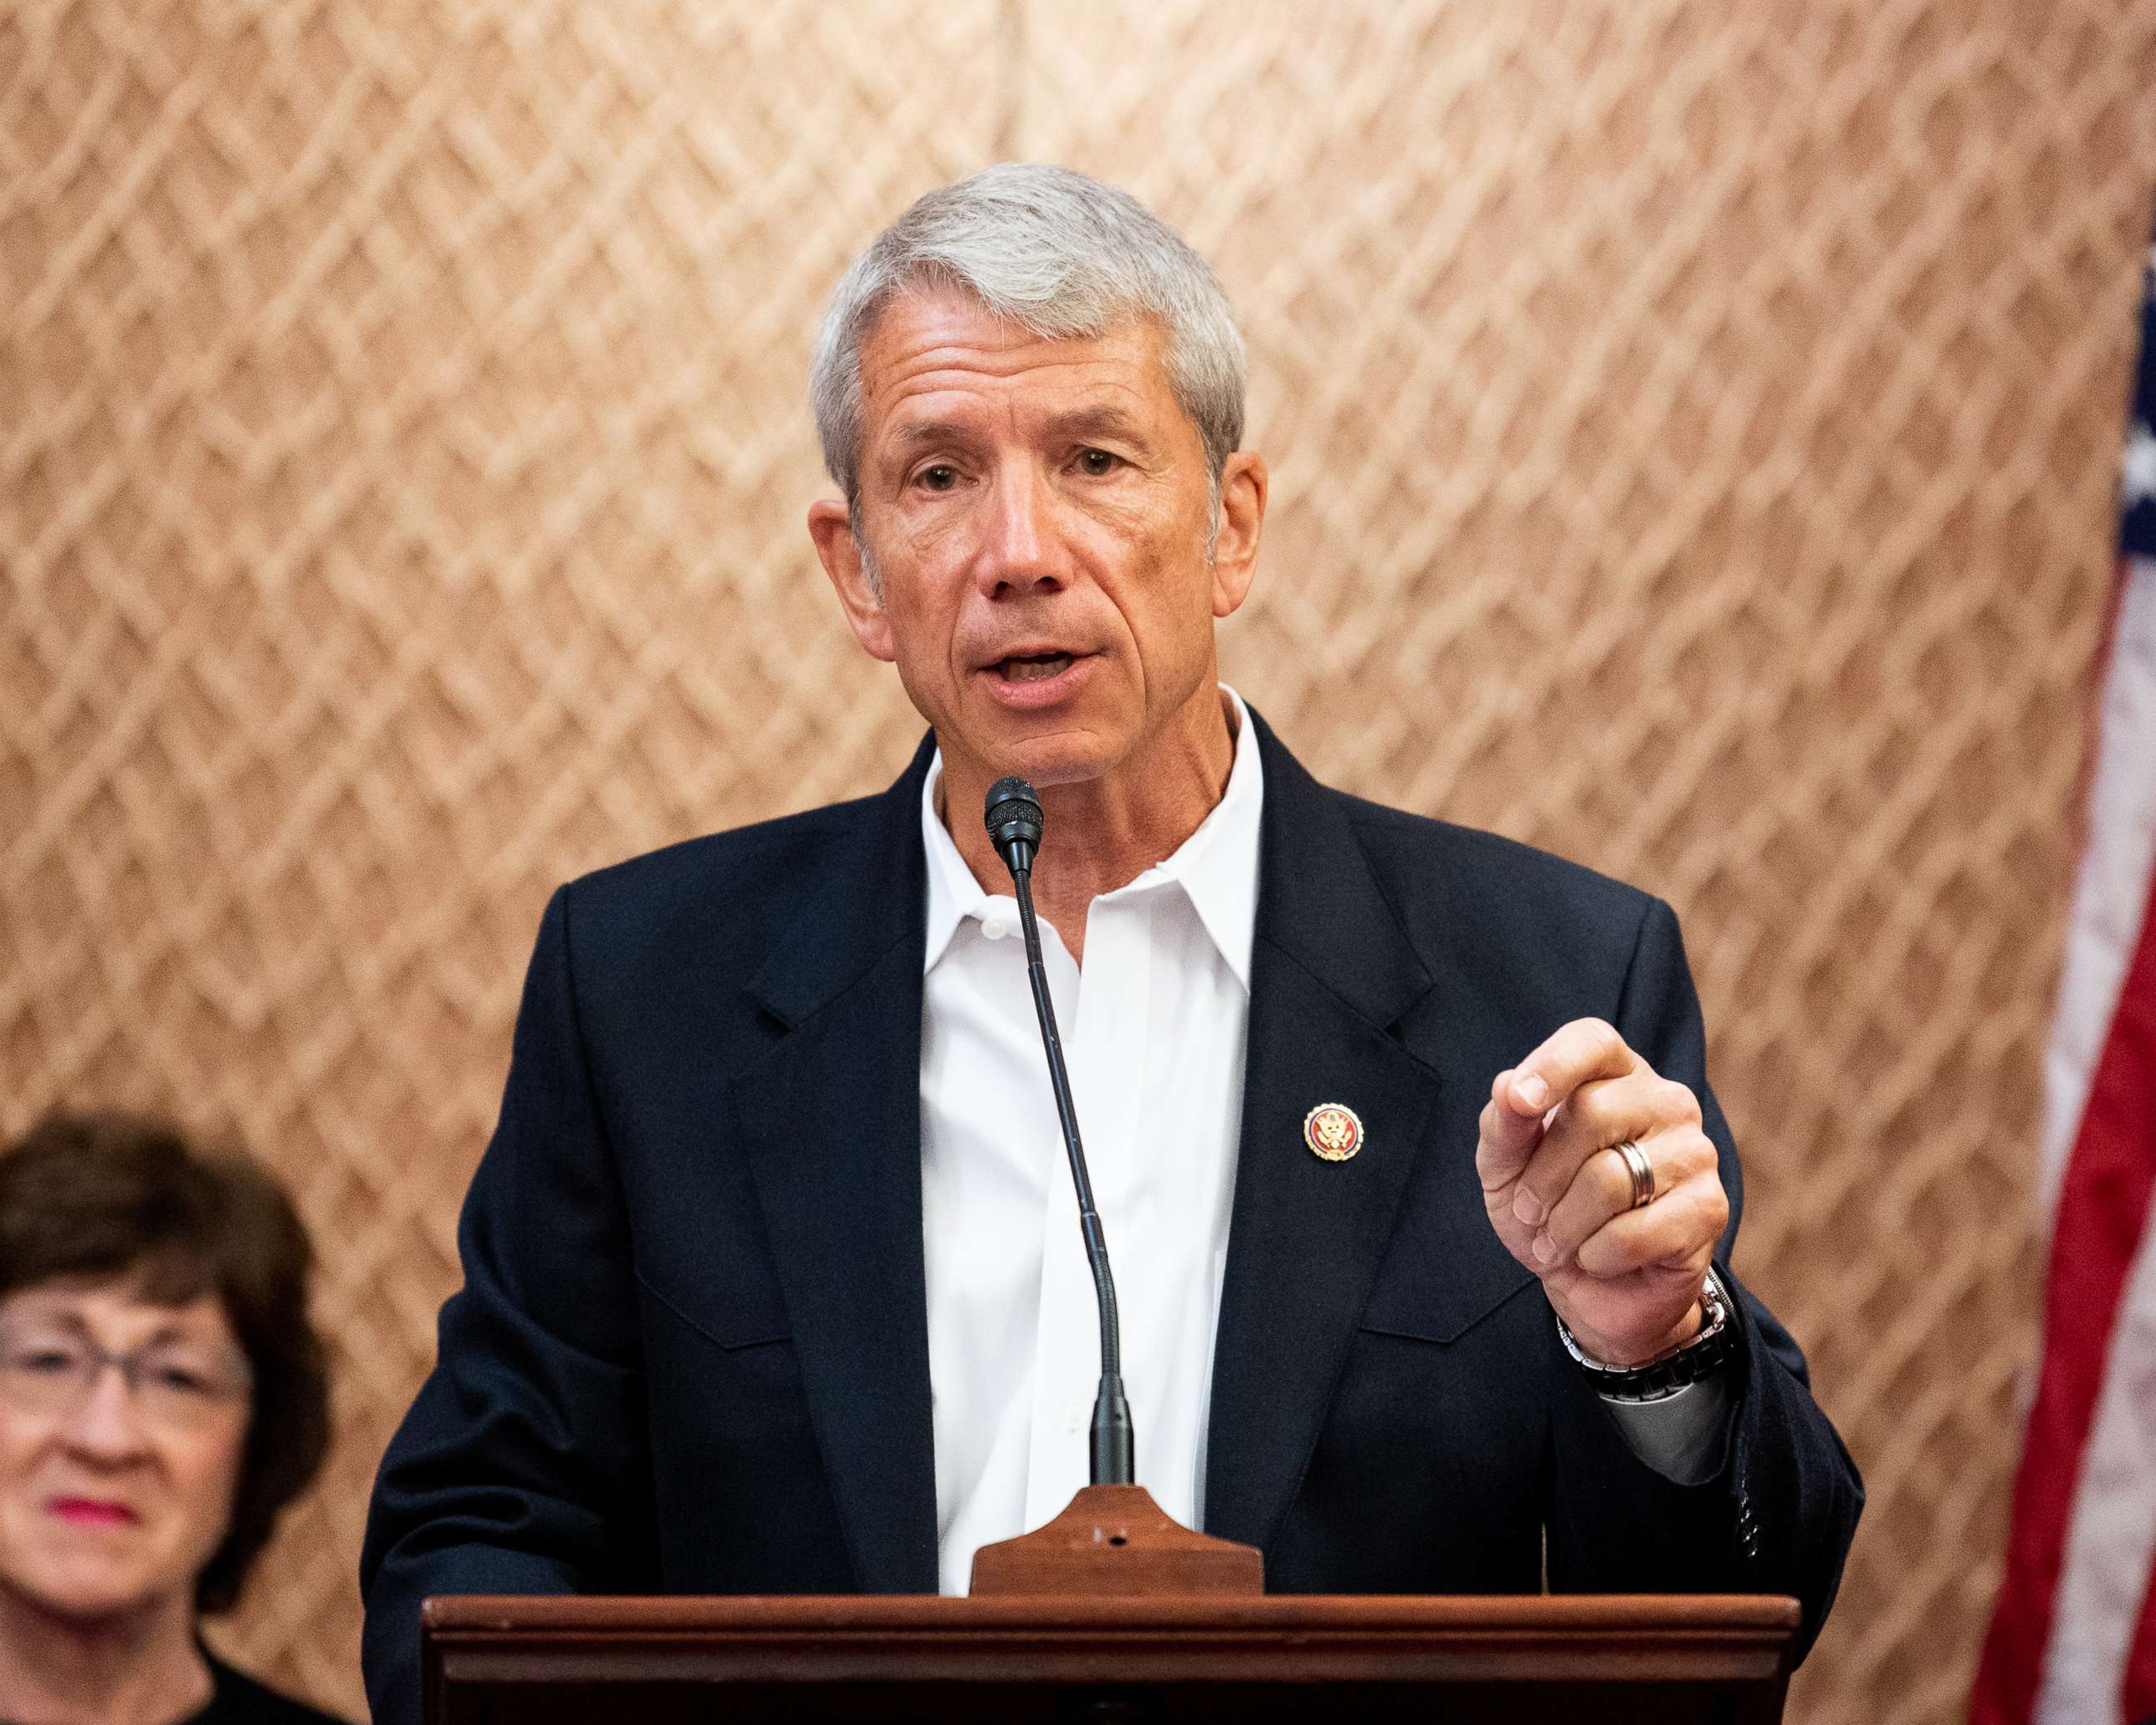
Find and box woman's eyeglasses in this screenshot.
[0,1325,252,1431]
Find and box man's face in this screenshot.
[814,288,1253,790]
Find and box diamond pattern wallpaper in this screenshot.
[3,3,2153,1719]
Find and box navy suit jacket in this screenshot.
[360,713,1862,1723]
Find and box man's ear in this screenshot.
[1209,450,1268,619]
[808,498,896,663]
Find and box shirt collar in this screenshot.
[919,685,1264,990]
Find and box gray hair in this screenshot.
[809,163,1247,511]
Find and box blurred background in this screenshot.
[4,2,2154,1719]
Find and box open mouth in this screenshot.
[993,651,1077,683]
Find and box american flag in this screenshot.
[1970,225,2156,1725]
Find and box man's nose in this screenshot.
[976,466,1062,596]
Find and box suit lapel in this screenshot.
[732,738,940,1594]
[1204,718,1449,1554]
[724,717,1504,1582]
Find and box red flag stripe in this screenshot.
[1971,847,2156,1723]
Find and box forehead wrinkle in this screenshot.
[877,367,1160,446]
[859,301,1186,481]
[863,316,1165,414]
[872,354,1155,428]
[866,289,1164,367]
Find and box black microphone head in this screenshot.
[983,776,1044,875]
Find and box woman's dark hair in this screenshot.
[0,1110,332,1613]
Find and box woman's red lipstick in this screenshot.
[47,1496,138,1526]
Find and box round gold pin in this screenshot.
[1303,1102,1364,1162]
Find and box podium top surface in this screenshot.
[424,1591,1799,1638]
[422,1594,1802,1724]
[422,1592,1799,1680]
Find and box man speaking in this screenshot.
[361,165,1861,1721]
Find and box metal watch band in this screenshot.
[1555,1265,1740,1403]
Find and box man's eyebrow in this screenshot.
[883,405,1153,456]
[888,418,978,452]
[1044,405,1150,446]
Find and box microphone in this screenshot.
[983,776,1042,877]
[983,775,1135,1487]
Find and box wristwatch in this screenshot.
[1555,1265,1741,1402]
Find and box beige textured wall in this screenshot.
[4,3,2154,1719]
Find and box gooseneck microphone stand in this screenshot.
[983,774,1135,1486]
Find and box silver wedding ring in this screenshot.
[1611,1138,1655,1210]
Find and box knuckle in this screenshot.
[1701,1136,1728,1181]
[1580,1088,1649,1159]
[1556,1165,1625,1249]
[1575,1228,1629,1278]
[1545,1177,1589,1238]
[1673,1127,1715,1178]
[1570,1080,1619,1139]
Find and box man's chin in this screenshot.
[993,741,1117,793]
[946,719,1120,792]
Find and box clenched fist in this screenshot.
[1476,1017,1728,1367]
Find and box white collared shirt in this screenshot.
[917,687,1726,1594]
[919,688,1263,1595]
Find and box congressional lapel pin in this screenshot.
[1303,1102,1364,1163]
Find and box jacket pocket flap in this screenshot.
[1358,1261,1538,1346]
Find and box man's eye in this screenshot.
[1076,448,1119,477]
[916,465,958,492]
[8,1347,80,1376]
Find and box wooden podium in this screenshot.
[423,1591,1798,1723]
[421,1488,1800,1723]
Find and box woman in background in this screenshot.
[0,1113,344,1724]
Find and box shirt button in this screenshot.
[1065,1401,1086,1435]
[982,916,1015,941]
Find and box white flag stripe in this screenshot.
[2035,1206,2156,1723]
[2040,554,2156,1217]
